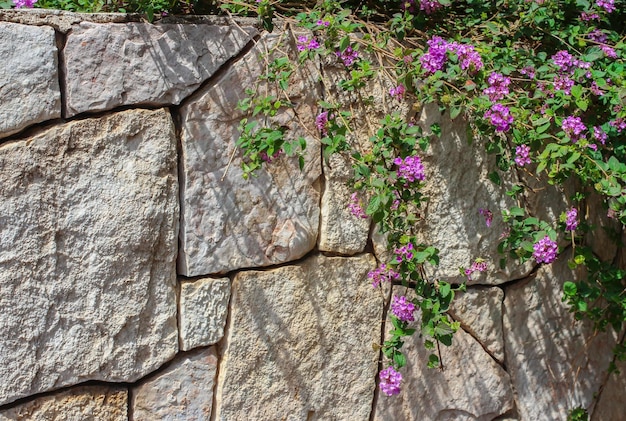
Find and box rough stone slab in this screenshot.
[585,191,620,262]
[0,108,179,406]
[213,254,382,421]
[0,9,143,33]
[178,32,321,276]
[591,360,626,420]
[132,347,218,421]
[415,104,532,285]
[319,153,370,254]
[0,385,127,421]
[179,277,230,351]
[0,22,61,139]
[373,287,514,421]
[503,250,618,420]
[449,286,505,363]
[63,22,257,116]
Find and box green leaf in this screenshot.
[489,171,501,185]
[339,36,351,52]
[427,353,440,368]
[393,352,407,368]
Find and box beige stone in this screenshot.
[213,254,382,421]
[0,385,127,421]
[0,109,179,406]
[178,32,322,276]
[132,347,218,421]
[179,277,231,351]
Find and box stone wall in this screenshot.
[0,10,624,421]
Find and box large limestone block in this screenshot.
[178,32,321,276]
[373,288,514,421]
[591,360,626,420]
[0,22,61,139]
[179,277,231,351]
[503,251,617,420]
[213,254,382,421]
[63,22,257,116]
[0,108,179,406]
[449,286,505,363]
[132,347,218,421]
[0,385,127,421]
[415,104,532,285]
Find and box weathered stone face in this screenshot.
[373,287,514,421]
[179,277,231,351]
[0,108,179,406]
[0,22,61,139]
[0,385,127,421]
[503,251,618,420]
[132,347,218,421]
[63,22,257,116]
[178,32,322,277]
[213,254,382,421]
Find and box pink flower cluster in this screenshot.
[391,295,416,321]
[515,144,531,167]
[562,116,587,142]
[596,0,615,13]
[13,0,36,7]
[420,36,483,75]
[478,208,493,227]
[379,366,402,396]
[395,243,415,262]
[336,47,359,67]
[593,126,608,144]
[297,36,320,52]
[368,264,400,288]
[389,84,406,99]
[420,0,444,14]
[260,150,283,163]
[464,259,488,280]
[348,192,367,219]
[483,72,511,102]
[565,207,578,231]
[316,111,329,135]
[532,236,558,264]
[394,155,426,184]
[484,103,514,132]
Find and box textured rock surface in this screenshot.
[0,108,179,406]
[63,22,256,116]
[179,277,231,351]
[0,22,61,139]
[178,32,321,276]
[213,254,381,421]
[416,104,533,285]
[0,385,127,421]
[503,251,617,420]
[132,347,218,421]
[374,287,514,421]
[449,286,505,363]
[591,360,626,421]
[319,152,370,254]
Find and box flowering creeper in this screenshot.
[515,144,531,167]
[478,208,493,227]
[565,207,578,231]
[368,264,400,288]
[532,236,558,264]
[394,155,426,184]
[483,72,511,102]
[484,104,514,132]
[13,0,37,7]
[379,366,402,396]
[391,295,416,322]
[348,193,367,219]
[562,116,587,142]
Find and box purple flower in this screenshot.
[12,0,37,7]
[464,259,488,280]
[449,42,484,73]
[379,366,402,396]
[484,103,514,132]
[348,192,368,219]
[520,66,536,79]
[420,36,449,74]
[610,118,626,133]
[515,144,532,167]
[588,30,608,43]
[478,208,493,227]
[368,264,400,288]
[565,207,578,231]
[316,19,330,27]
[420,0,444,14]
[601,45,617,59]
[562,116,587,142]
[590,81,604,96]
[395,243,414,262]
[552,50,576,73]
[336,47,359,67]
[297,36,320,52]
[316,111,329,135]
[597,0,616,13]
[554,75,575,95]
[593,126,608,144]
[483,72,511,102]
[260,149,283,163]
[391,295,416,322]
[389,84,406,99]
[394,155,426,184]
[580,12,600,21]
[532,236,558,264]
